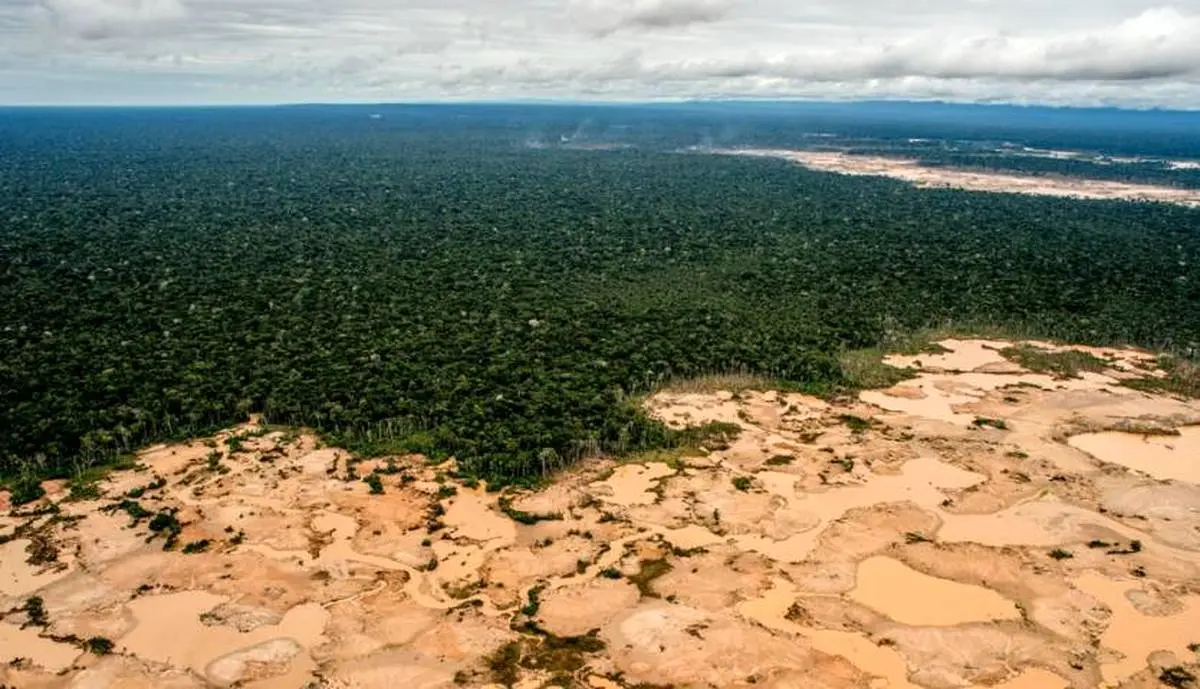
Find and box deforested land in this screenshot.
[2,102,1200,688]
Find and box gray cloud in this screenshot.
[455,6,1200,87]
[572,0,731,36]
[2,0,1200,106]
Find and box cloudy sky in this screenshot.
[2,0,1200,106]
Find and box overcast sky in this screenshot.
[2,0,1200,106]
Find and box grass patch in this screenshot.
[840,414,874,432]
[839,348,917,390]
[1107,539,1143,555]
[147,509,183,550]
[654,372,778,394]
[498,496,562,525]
[1122,357,1200,399]
[628,559,673,598]
[182,539,211,554]
[731,476,752,492]
[1048,548,1074,560]
[1160,666,1197,688]
[836,325,1039,391]
[482,628,607,687]
[6,453,141,507]
[485,641,523,687]
[830,457,855,473]
[24,596,48,627]
[1000,344,1107,379]
[669,421,742,452]
[105,499,153,525]
[764,454,794,466]
[973,417,1008,430]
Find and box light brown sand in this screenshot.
[718,149,1200,208]
[4,338,1200,688]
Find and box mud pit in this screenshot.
[2,339,1200,688]
[716,149,1200,208]
[1069,427,1200,483]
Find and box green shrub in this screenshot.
[182,539,211,554]
[84,637,114,655]
[364,473,384,495]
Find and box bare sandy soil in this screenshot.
[2,339,1200,688]
[716,149,1200,207]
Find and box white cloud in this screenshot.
[35,0,188,39]
[2,0,1200,106]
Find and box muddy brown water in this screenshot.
[1069,427,1200,483]
[5,338,1200,689]
[849,556,1021,626]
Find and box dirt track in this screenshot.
[2,339,1199,688]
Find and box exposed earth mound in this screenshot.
[2,339,1199,688]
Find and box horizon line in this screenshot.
[1,96,1199,114]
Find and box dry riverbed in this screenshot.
[714,149,1200,207]
[2,339,1200,688]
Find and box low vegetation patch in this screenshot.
[25,531,59,566]
[106,499,153,524]
[520,584,545,617]
[84,637,114,655]
[1107,539,1143,555]
[8,477,46,507]
[182,539,211,554]
[973,417,1009,430]
[839,348,917,390]
[839,414,874,432]
[1000,344,1108,379]
[364,473,384,494]
[499,496,563,525]
[628,559,673,598]
[23,596,48,627]
[147,509,183,550]
[481,627,607,688]
[654,372,778,395]
[1122,357,1200,399]
[669,421,742,453]
[1160,666,1197,688]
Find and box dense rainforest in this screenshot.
[2,103,1199,489]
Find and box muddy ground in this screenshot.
[714,149,1200,208]
[2,339,1199,688]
